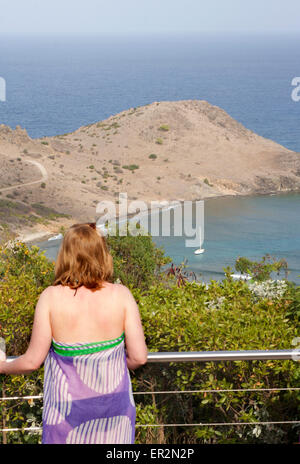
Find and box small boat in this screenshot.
[194,248,205,255]
[194,226,205,255]
[230,273,252,281]
[48,233,63,241]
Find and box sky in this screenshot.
[0,0,300,37]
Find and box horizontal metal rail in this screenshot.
[2,387,300,402]
[6,349,298,364]
[2,351,300,437]
[147,349,298,362]
[2,420,300,434]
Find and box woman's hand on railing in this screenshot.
[0,349,7,373]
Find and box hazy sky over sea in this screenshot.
[0,0,300,37]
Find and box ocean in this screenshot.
[35,192,300,284]
[1,34,300,282]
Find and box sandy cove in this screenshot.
[0,99,300,242]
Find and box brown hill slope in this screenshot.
[0,100,300,239]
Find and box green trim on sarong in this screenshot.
[52,332,125,357]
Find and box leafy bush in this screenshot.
[204,178,213,187]
[248,280,288,302]
[158,125,170,132]
[132,278,300,444]
[122,164,139,171]
[0,242,55,443]
[235,255,289,281]
[106,227,171,290]
[0,239,299,444]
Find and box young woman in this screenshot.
[0,223,148,444]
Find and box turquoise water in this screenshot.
[154,193,300,284]
[36,193,300,284]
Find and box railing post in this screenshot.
[1,379,7,444]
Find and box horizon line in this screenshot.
[1,31,300,39]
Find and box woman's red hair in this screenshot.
[53,223,113,291]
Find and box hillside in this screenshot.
[0,99,300,241]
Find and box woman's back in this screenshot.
[0,223,148,444]
[49,282,125,344]
[43,282,142,444]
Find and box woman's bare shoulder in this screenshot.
[39,284,57,296]
[41,284,73,300]
[35,285,59,306]
[110,283,135,300]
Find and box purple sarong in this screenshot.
[42,332,136,444]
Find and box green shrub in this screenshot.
[235,255,289,282]
[204,178,213,187]
[149,154,157,160]
[158,125,170,132]
[106,226,170,291]
[122,164,139,171]
[0,243,55,443]
[0,239,299,444]
[132,278,300,444]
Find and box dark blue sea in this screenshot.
[1,34,300,282]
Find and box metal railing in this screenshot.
[1,349,300,439]
[6,348,299,363]
[147,349,298,362]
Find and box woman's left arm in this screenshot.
[0,287,53,375]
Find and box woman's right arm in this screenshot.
[121,285,148,370]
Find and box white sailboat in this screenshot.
[230,273,251,281]
[194,226,205,255]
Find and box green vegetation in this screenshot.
[133,278,299,444]
[40,183,46,189]
[97,122,121,131]
[204,178,213,187]
[149,154,157,160]
[122,164,139,171]
[235,255,289,282]
[0,242,54,443]
[41,141,49,146]
[155,138,163,145]
[0,234,299,444]
[106,226,170,291]
[30,203,70,221]
[158,125,170,132]
[0,201,70,234]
